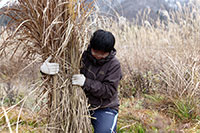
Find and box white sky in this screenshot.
[0,0,17,9]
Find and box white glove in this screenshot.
[40,55,59,75]
[72,74,86,86]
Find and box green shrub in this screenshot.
[168,98,200,123]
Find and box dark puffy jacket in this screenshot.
[80,46,122,111]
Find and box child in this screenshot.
[41,29,122,133]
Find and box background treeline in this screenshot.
[0,0,192,26]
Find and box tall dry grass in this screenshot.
[106,3,200,99]
[0,0,95,132]
[102,2,200,129]
[107,2,200,124]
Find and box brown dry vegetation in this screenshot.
[0,0,94,132]
[1,1,200,132]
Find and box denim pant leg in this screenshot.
[91,108,118,133]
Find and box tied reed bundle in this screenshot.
[0,0,94,132]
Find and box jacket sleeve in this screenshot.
[83,61,122,99]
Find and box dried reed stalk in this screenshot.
[0,0,94,132]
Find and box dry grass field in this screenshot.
[1,1,200,132]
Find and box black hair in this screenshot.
[90,29,115,52]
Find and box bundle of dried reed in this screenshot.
[0,0,94,132]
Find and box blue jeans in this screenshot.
[90,108,118,133]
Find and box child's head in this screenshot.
[90,29,115,53]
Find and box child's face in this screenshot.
[91,48,109,60]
